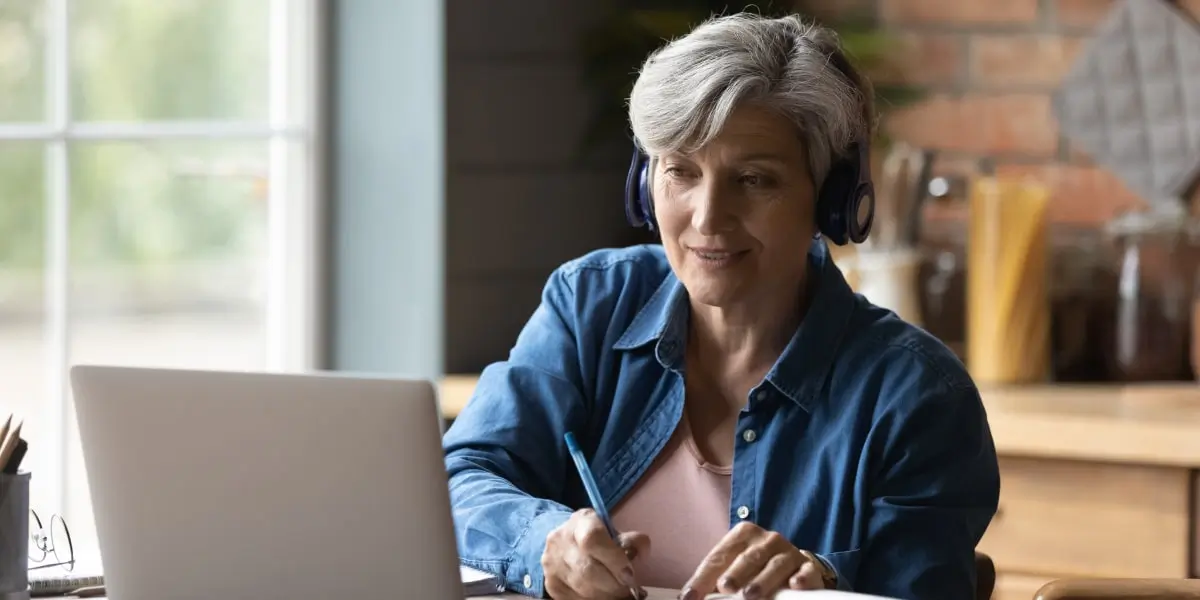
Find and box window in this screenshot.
[0,0,325,565]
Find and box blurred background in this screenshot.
[4,0,1200,598]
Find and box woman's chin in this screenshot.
[681,277,747,308]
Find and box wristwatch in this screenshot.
[798,549,839,589]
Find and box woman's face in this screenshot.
[653,104,817,309]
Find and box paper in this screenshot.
[461,564,503,595]
[705,591,899,599]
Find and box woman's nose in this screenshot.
[690,182,737,234]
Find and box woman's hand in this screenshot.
[679,522,829,600]
[542,508,651,600]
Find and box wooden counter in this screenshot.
[440,376,1200,465]
[436,376,1200,599]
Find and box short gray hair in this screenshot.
[628,13,875,189]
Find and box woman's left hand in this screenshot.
[679,522,828,600]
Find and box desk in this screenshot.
[971,384,1200,600]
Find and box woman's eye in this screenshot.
[739,174,763,186]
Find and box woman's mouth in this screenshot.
[689,247,748,268]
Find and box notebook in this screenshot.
[27,566,501,597]
[460,565,504,595]
[28,571,105,597]
[703,591,898,599]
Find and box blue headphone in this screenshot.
[621,49,876,246]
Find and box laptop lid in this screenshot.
[69,365,464,600]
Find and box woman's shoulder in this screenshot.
[555,243,669,278]
[550,244,673,296]
[542,244,676,337]
[839,303,978,403]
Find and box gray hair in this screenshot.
[628,13,875,189]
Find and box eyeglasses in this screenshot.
[27,510,74,572]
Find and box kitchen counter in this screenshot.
[440,375,1200,466]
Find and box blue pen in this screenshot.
[564,432,642,599]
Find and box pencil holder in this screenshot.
[0,472,30,600]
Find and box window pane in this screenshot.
[0,0,45,121]
[66,140,270,557]
[0,143,47,507]
[70,0,268,121]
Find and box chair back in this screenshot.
[975,551,996,600]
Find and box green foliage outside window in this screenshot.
[0,0,268,272]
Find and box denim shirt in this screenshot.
[442,240,1000,600]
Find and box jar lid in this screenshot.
[1104,202,1190,237]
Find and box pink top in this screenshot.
[610,415,733,590]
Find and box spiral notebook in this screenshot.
[28,570,104,597]
[26,567,500,597]
[461,564,503,595]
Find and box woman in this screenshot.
[442,12,999,600]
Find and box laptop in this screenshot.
[69,365,468,600]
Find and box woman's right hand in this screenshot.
[542,509,651,600]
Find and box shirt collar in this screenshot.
[612,239,858,410]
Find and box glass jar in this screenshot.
[1104,207,1193,382]
[917,219,967,359]
[1049,225,1115,382]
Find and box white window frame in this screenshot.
[0,0,327,527]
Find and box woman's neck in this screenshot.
[686,276,810,379]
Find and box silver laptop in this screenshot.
[69,365,465,600]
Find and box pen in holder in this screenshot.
[0,472,30,600]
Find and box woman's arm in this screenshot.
[844,381,1001,600]
[441,266,591,598]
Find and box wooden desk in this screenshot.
[438,376,1200,600]
[974,384,1200,600]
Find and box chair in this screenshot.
[975,551,996,600]
[1034,579,1200,600]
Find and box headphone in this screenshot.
[622,51,875,246]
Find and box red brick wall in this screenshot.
[862,0,1200,224]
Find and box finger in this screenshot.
[679,524,759,599]
[545,573,580,600]
[617,531,651,561]
[741,553,803,600]
[716,535,790,594]
[717,530,791,594]
[573,515,637,590]
[563,540,629,599]
[788,561,824,590]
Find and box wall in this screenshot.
[443,0,648,373]
[330,0,445,378]
[873,0,1200,224]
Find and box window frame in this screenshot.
[0,0,328,532]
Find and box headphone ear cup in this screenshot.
[637,161,655,230]
[816,141,875,246]
[847,181,874,244]
[625,149,649,228]
[816,161,854,246]
[624,147,657,230]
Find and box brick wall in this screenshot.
[871,0,1200,224]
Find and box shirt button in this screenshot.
[755,389,769,403]
[742,429,757,443]
[523,574,533,588]
[736,505,751,519]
